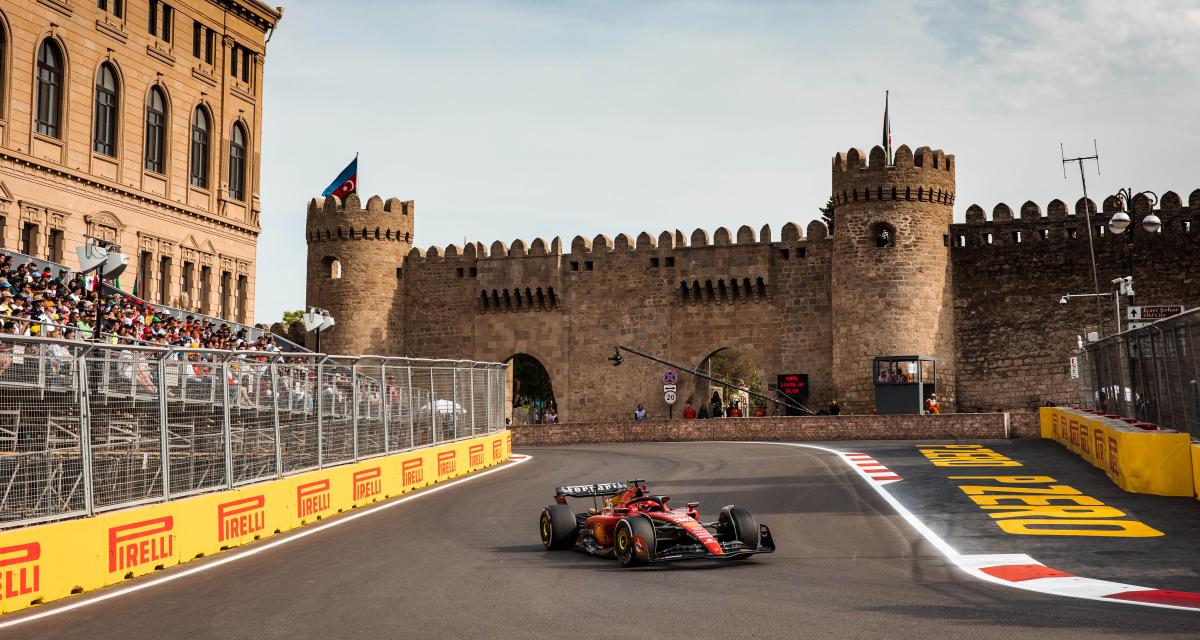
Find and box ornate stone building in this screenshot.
[306,143,1200,422]
[0,0,281,323]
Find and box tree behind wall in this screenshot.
[820,196,835,233]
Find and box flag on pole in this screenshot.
[882,90,892,166]
[131,275,139,297]
[321,156,358,200]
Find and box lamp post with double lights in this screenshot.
[1106,188,1160,319]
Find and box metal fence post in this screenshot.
[452,365,459,441]
[469,365,476,437]
[78,346,95,516]
[222,356,234,489]
[430,368,437,444]
[158,351,171,500]
[351,359,360,460]
[317,357,326,469]
[271,357,283,478]
[382,360,390,454]
[407,365,414,449]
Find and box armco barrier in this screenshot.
[0,431,511,614]
[1040,407,1194,496]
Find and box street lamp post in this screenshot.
[1106,188,1160,316]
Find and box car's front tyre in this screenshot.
[540,504,578,550]
[720,506,760,551]
[615,516,655,567]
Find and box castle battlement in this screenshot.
[950,189,1200,249]
[831,144,956,208]
[399,220,832,265]
[305,194,414,245]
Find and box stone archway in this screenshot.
[692,347,767,417]
[504,353,557,425]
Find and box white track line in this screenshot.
[0,454,533,629]
[756,442,1199,612]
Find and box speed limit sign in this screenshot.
[664,391,677,404]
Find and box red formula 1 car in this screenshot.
[538,479,775,566]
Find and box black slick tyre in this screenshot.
[720,506,760,550]
[615,516,655,567]
[540,504,578,550]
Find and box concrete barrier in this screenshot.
[0,431,511,615]
[512,413,1041,447]
[1040,407,1194,497]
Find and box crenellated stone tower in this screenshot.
[305,194,414,355]
[830,144,957,413]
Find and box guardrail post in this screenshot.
[317,357,325,469]
[382,360,390,454]
[271,357,283,477]
[222,356,234,489]
[469,365,476,437]
[78,346,95,517]
[158,351,171,500]
[351,359,360,460]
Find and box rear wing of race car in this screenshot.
[555,481,636,498]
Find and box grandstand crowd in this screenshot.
[0,255,279,352]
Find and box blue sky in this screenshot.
[256,0,1200,323]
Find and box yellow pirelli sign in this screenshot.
[1039,407,1194,497]
[0,432,510,615]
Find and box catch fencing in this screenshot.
[1076,308,1200,439]
[0,334,506,528]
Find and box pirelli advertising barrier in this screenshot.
[1040,407,1193,497]
[0,431,511,614]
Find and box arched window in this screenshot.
[228,122,246,200]
[869,221,897,248]
[93,63,119,156]
[324,256,341,279]
[144,87,166,173]
[189,107,210,188]
[36,39,65,138]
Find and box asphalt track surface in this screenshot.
[5,442,1199,640]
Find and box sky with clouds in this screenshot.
[256,0,1200,323]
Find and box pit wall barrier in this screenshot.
[0,431,511,615]
[1039,407,1194,497]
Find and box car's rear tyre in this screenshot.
[615,516,655,567]
[540,504,578,550]
[720,506,760,551]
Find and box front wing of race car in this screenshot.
[647,524,776,563]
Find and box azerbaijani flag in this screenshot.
[322,157,358,200]
[882,90,892,166]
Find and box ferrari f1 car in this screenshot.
[538,479,775,566]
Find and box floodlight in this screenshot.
[319,315,336,331]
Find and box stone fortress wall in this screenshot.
[305,143,1200,423]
